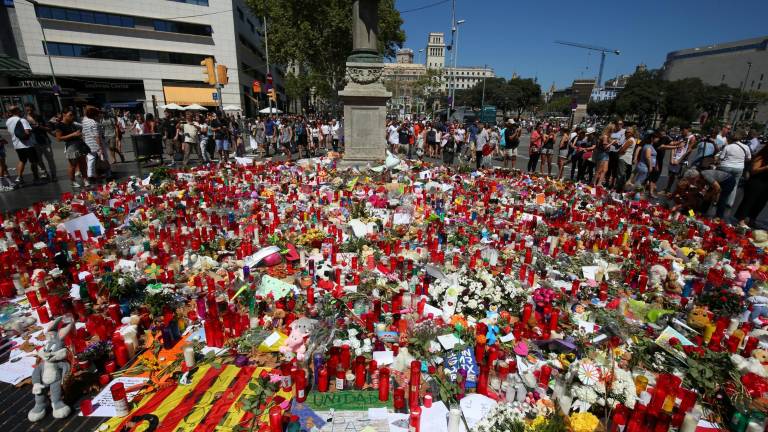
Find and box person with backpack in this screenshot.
[5,106,42,188]
[691,131,718,170]
[425,122,439,159]
[717,130,752,208]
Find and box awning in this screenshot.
[0,55,33,78]
[162,86,216,106]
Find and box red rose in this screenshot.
[669,337,680,347]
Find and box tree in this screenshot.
[613,69,664,125]
[247,0,405,95]
[544,97,573,116]
[507,78,542,116]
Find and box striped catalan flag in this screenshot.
[98,365,293,432]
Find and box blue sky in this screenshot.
[395,0,768,89]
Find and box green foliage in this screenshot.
[247,0,405,93]
[544,96,574,116]
[144,291,179,318]
[697,285,744,316]
[455,77,542,114]
[100,272,136,299]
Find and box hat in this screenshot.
[507,119,516,125]
[586,127,596,134]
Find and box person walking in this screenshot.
[82,106,104,182]
[55,108,89,188]
[593,124,615,187]
[664,125,695,194]
[5,105,42,187]
[556,127,571,179]
[539,125,556,176]
[198,116,211,164]
[626,131,659,194]
[331,119,341,153]
[615,127,637,192]
[528,123,544,173]
[296,119,309,159]
[386,120,399,154]
[100,110,124,164]
[180,112,200,168]
[143,113,157,134]
[716,130,751,208]
[503,121,521,170]
[569,128,583,181]
[279,119,293,161]
[476,123,490,171]
[25,103,54,181]
[606,120,626,188]
[736,144,768,227]
[211,113,231,162]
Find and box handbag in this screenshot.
[582,151,593,160]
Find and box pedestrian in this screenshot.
[82,106,104,182]
[279,119,293,161]
[556,127,571,179]
[528,123,544,173]
[331,119,341,153]
[442,126,456,165]
[716,130,751,208]
[606,120,626,188]
[569,128,582,181]
[231,119,243,157]
[143,113,157,134]
[615,127,637,192]
[539,125,555,176]
[593,124,615,187]
[691,131,718,169]
[160,111,178,160]
[715,124,730,151]
[55,107,89,188]
[296,119,309,158]
[310,121,321,156]
[735,144,768,227]
[198,116,211,164]
[265,115,276,156]
[131,114,145,136]
[0,135,11,191]
[321,120,332,152]
[503,121,521,170]
[626,131,659,194]
[180,112,200,168]
[454,122,466,160]
[398,121,412,156]
[5,106,41,188]
[663,125,695,194]
[476,122,490,171]
[486,125,500,168]
[24,103,54,181]
[100,110,124,164]
[425,122,438,159]
[211,113,231,162]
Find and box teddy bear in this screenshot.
[687,305,712,331]
[732,349,768,378]
[744,285,768,325]
[279,319,310,361]
[649,265,668,291]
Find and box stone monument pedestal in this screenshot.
[339,62,391,167]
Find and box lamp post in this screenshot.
[450,19,466,112]
[732,61,753,126]
[481,64,488,109]
[25,0,62,112]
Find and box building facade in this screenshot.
[423,32,495,91]
[0,0,283,118]
[662,35,768,123]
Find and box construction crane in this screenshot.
[555,40,620,88]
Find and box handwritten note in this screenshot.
[82,376,148,417]
[256,275,294,300]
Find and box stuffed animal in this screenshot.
[28,317,74,422]
[649,265,668,291]
[687,305,711,330]
[484,310,501,346]
[279,320,309,361]
[735,270,752,293]
[744,286,768,325]
[732,349,768,378]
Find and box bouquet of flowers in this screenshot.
[428,266,532,317]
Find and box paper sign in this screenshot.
[392,213,411,225]
[460,394,497,429]
[83,376,148,417]
[420,401,449,432]
[436,334,462,350]
[235,157,254,166]
[535,193,546,205]
[61,213,105,239]
[291,401,327,431]
[581,266,599,281]
[368,407,389,420]
[0,355,37,385]
[306,390,392,411]
[256,275,294,300]
[262,331,281,348]
[388,413,409,432]
[499,332,515,343]
[372,350,394,366]
[443,347,479,388]
[422,303,443,318]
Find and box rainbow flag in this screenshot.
[98,365,293,431]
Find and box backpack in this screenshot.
[13,117,29,143]
[427,129,437,144]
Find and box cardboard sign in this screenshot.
[305,390,393,411]
[443,347,479,388]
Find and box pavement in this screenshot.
[1,129,766,225]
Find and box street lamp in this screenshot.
[481,64,488,108]
[24,0,62,111]
[450,19,466,112]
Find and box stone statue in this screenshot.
[350,0,381,63]
[28,316,74,422]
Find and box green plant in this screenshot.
[233,370,281,432]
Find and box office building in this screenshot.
[422,32,495,91]
[0,0,283,118]
[662,35,767,123]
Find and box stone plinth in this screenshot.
[339,62,391,167]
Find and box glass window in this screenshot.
[36,6,51,19]
[121,16,134,27]
[52,8,66,20]
[65,9,80,21]
[58,44,74,57]
[108,15,121,26]
[94,13,108,25]
[80,11,94,23]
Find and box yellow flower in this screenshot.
[570,412,600,432]
[145,263,161,279]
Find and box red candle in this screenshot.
[571,280,580,298]
[110,382,129,417]
[269,406,283,432]
[105,360,117,374]
[295,369,307,403]
[80,398,93,416]
[744,336,759,357]
[477,364,490,395]
[409,360,421,409]
[475,341,486,365]
[26,290,40,308]
[36,306,50,324]
[726,334,741,353]
[115,344,129,367]
[521,304,533,325]
[379,367,390,401]
[318,367,329,392]
[341,345,351,370]
[409,407,422,432]
[538,364,552,388]
[108,304,122,323]
[355,358,366,389]
[524,248,532,264]
[394,387,406,412]
[637,274,648,293]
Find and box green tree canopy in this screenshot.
[454,77,541,114]
[248,0,405,94]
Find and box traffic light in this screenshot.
[268,88,277,102]
[201,57,216,85]
[252,80,261,93]
[216,64,228,85]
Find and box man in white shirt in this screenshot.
[5,106,41,187]
[717,130,751,208]
[748,130,763,154]
[331,119,340,152]
[715,124,731,150]
[321,121,332,151]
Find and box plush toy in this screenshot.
[484,310,501,346]
[649,265,668,291]
[687,305,711,330]
[735,270,752,293]
[744,285,768,325]
[279,320,309,361]
[28,317,74,422]
[732,349,768,378]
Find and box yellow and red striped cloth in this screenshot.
[98,365,293,432]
